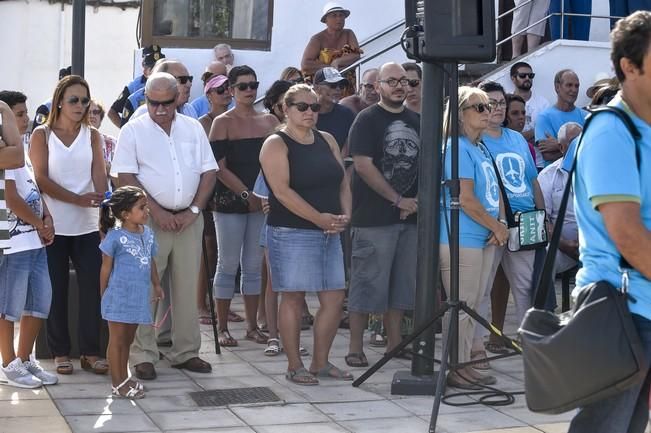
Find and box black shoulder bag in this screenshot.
[519,106,647,414]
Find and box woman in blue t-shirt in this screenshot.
[476,81,547,361]
[440,86,508,389]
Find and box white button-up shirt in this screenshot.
[538,157,577,242]
[111,113,218,210]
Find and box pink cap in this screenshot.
[204,75,229,94]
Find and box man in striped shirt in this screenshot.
[0,101,25,254]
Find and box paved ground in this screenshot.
[0,290,646,433]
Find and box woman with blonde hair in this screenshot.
[440,86,508,389]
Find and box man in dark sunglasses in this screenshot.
[510,61,551,168]
[313,67,356,152]
[341,68,379,115]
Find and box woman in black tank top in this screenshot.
[260,84,353,385]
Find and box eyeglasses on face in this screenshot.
[463,103,492,113]
[489,100,508,109]
[176,75,193,84]
[65,96,90,106]
[233,81,260,91]
[379,78,409,87]
[90,109,103,116]
[408,79,420,88]
[146,97,176,107]
[516,72,535,79]
[288,102,321,112]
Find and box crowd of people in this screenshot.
[1,9,651,431]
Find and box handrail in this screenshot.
[358,20,405,49]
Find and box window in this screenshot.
[141,0,273,50]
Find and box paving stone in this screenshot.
[55,397,143,416]
[230,403,329,426]
[65,414,160,432]
[339,416,430,432]
[0,399,59,417]
[148,408,245,430]
[0,415,71,433]
[315,400,411,421]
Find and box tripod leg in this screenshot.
[352,305,449,387]
[202,235,221,355]
[461,304,521,353]
[429,309,454,433]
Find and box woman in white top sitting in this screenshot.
[30,75,108,376]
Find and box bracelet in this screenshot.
[392,195,402,207]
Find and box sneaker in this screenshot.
[24,355,58,385]
[1,358,42,389]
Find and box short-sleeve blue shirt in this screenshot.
[574,98,651,320]
[440,136,500,248]
[482,128,538,213]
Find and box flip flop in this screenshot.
[345,352,368,367]
[286,367,319,386]
[245,328,269,344]
[228,310,245,322]
[218,330,238,347]
[310,362,353,381]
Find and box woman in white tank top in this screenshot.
[30,76,109,375]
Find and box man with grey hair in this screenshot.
[111,72,218,380]
[213,43,234,71]
[340,68,379,115]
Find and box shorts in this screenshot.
[348,224,417,314]
[0,248,52,322]
[267,226,345,292]
[259,216,268,248]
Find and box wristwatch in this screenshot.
[240,190,250,200]
[189,205,200,215]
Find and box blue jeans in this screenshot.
[0,248,52,322]
[549,0,592,40]
[569,314,651,433]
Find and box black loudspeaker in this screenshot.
[407,0,496,63]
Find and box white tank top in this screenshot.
[42,125,99,236]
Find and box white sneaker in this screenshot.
[1,358,42,389]
[24,355,58,385]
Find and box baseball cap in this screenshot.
[313,67,348,85]
[142,45,165,68]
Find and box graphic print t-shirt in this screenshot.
[350,105,420,227]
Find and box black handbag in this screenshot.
[519,106,647,414]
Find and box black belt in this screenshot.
[161,207,188,215]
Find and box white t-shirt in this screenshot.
[2,150,44,254]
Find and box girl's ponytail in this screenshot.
[99,192,115,234]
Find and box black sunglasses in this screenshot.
[210,84,229,95]
[65,96,90,106]
[325,82,347,90]
[516,72,535,79]
[463,103,492,113]
[288,102,321,112]
[146,97,176,107]
[176,75,193,84]
[291,77,304,84]
[408,79,420,88]
[233,81,260,91]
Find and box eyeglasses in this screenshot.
[379,78,409,87]
[210,84,229,95]
[90,109,103,116]
[146,97,176,107]
[288,102,321,112]
[489,100,508,109]
[233,81,260,91]
[516,72,535,79]
[65,96,90,106]
[176,75,193,84]
[463,103,492,113]
[408,79,421,87]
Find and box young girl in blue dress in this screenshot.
[99,186,163,399]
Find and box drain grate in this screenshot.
[189,387,281,407]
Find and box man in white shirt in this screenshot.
[538,121,582,273]
[112,72,218,380]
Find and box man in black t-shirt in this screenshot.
[345,62,420,366]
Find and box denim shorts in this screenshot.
[259,216,268,248]
[266,226,345,292]
[348,224,417,313]
[0,248,52,322]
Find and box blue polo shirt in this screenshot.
[574,98,651,320]
[440,136,500,248]
[535,105,587,166]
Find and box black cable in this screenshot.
[443,366,524,407]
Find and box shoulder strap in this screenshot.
[483,141,516,227]
[532,105,641,308]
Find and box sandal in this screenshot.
[264,338,282,356]
[369,332,387,347]
[245,328,269,344]
[470,350,491,370]
[218,330,238,347]
[80,356,109,375]
[54,358,74,375]
[310,362,353,381]
[299,346,309,356]
[228,310,245,322]
[345,352,368,368]
[285,367,319,386]
[485,341,509,355]
[199,314,215,325]
[112,377,145,399]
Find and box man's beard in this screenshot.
[518,81,532,91]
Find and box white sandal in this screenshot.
[264,338,282,356]
[111,377,145,399]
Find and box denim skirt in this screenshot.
[266,225,345,292]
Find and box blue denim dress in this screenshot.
[99,226,157,324]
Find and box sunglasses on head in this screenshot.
[233,81,260,91]
[65,96,90,106]
[463,103,492,113]
[289,102,321,112]
[516,72,535,79]
[146,96,176,107]
[176,75,193,84]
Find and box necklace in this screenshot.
[283,127,313,144]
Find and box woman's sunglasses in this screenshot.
[210,84,229,95]
[463,103,492,113]
[288,102,321,112]
[233,81,260,91]
[65,96,90,106]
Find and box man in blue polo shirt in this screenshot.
[568,10,651,432]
